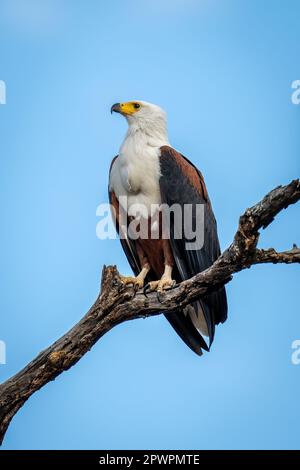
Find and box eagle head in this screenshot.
[110,100,166,124]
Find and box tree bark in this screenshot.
[0,179,299,445]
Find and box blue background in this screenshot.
[0,0,299,450]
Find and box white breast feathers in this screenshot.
[109,128,169,220]
[110,152,161,220]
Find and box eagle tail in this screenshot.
[164,309,210,356]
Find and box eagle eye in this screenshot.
[133,103,141,109]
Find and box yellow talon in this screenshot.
[120,276,145,289]
[147,278,176,293]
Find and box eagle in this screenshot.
[109,100,227,355]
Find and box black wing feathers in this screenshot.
[159,146,227,349]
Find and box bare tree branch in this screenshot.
[0,179,299,445]
[253,245,300,264]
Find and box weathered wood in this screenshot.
[0,179,299,445]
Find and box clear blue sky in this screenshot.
[0,0,299,450]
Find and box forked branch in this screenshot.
[0,179,299,445]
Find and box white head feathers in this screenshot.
[111,100,169,148]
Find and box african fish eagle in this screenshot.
[109,100,227,355]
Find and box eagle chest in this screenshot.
[111,150,162,218]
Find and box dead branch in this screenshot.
[0,179,299,445]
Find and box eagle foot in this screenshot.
[120,275,145,290]
[143,278,176,299]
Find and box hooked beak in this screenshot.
[111,103,121,114]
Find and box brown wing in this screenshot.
[159,146,228,350]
